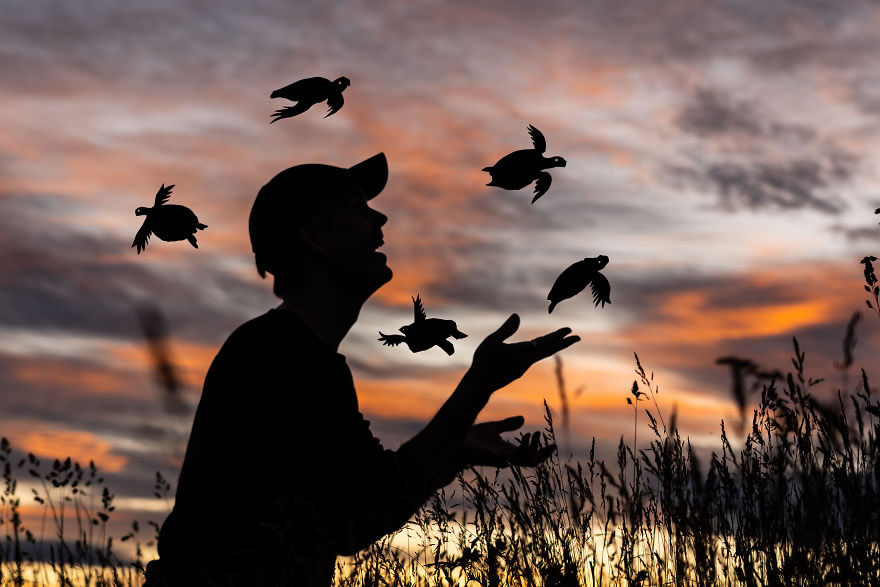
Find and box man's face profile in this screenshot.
[302,183,392,296]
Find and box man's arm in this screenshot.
[330,314,577,555]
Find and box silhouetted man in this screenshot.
[145,153,579,585]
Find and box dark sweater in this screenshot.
[152,309,456,585]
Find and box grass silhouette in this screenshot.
[0,438,171,585]
[2,261,880,584]
[331,336,880,585]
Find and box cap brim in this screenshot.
[348,153,387,200]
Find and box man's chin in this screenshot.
[358,259,392,297]
[373,263,393,289]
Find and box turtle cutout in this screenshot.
[483,124,567,204]
[547,255,611,314]
[269,76,350,123]
[132,184,207,254]
[379,294,467,355]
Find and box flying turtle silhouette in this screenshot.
[378,294,467,355]
[269,76,350,123]
[482,124,567,204]
[132,184,207,254]
[547,255,611,314]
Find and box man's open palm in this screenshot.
[461,416,556,468]
[468,313,580,393]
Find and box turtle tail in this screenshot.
[451,328,467,339]
[197,223,208,230]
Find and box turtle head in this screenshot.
[594,255,609,269]
[135,207,150,216]
[547,156,567,169]
[334,76,351,90]
[399,324,412,335]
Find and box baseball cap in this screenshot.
[249,153,388,278]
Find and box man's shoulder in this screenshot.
[203,311,296,387]
[217,309,321,361]
[222,310,292,353]
[227,309,278,340]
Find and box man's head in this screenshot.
[249,153,391,299]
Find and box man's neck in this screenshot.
[277,282,363,352]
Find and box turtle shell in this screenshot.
[151,205,203,242]
[487,150,543,189]
[548,260,592,304]
[416,318,460,337]
[271,77,334,101]
[401,318,458,343]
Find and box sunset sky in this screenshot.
[3,0,880,547]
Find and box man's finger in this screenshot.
[532,327,573,346]
[537,444,557,462]
[530,328,576,353]
[487,415,525,433]
[511,442,557,466]
[534,334,580,361]
[485,313,520,345]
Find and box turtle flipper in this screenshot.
[270,102,312,123]
[378,332,407,347]
[589,273,612,308]
[527,124,546,153]
[186,234,199,249]
[436,340,455,356]
[548,300,558,314]
[413,294,427,322]
[532,172,552,204]
[132,220,153,254]
[154,184,174,207]
[325,93,344,117]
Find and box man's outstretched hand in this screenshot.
[461,416,556,468]
[418,314,576,474]
[467,313,580,394]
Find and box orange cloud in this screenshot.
[6,337,216,401]
[374,259,452,306]
[356,371,463,421]
[111,338,218,390]
[11,360,133,397]
[646,290,833,345]
[618,262,856,348]
[3,421,127,473]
